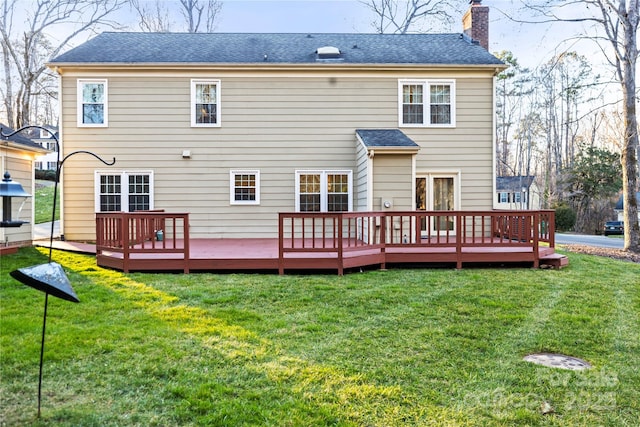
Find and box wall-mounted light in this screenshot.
[0,171,32,227]
[383,200,392,209]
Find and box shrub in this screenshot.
[35,169,57,181]
[555,204,576,231]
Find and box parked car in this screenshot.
[604,221,624,236]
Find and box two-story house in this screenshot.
[495,175,542,210]
[32,127,60,171]
[48,2,506,243]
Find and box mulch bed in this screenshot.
[559,244,640,263]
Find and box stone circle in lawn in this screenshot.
[523,353,591,370]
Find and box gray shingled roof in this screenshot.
[0,124,45,151]
[615,192,640,210]
[496,176,535,191]
[49,32,504,66]
[356,129,419,148]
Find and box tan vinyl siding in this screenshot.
[59,70,496,240]
[372,154,414,211]
[354,141,370,212]
[1,156,34,245]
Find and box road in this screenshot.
[555,233,624,249]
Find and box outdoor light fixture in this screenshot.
[0,171,32,227]
[1,125,115,418]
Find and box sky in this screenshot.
[12,0,616,86]
[206,0,602,70]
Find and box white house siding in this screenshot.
[58,68,497,240]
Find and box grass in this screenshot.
[34,181,60,224]
[1,248,638,426]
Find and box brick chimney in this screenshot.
[462,0,489,50]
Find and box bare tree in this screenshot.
[132,0,222,33]
[519,0,639,252]
[361,0,457,34]
[131,0,173,32]
[0,0,126,128]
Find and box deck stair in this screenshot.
[539,253,569,269]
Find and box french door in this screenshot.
[416,174,458,235]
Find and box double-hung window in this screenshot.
[95,171,153,212]
[399,80,455,127]
[191,79,221,126]
[78,79,107,126]
[230,170,260,204]
[514,192,522,204]
[295,170,352,212]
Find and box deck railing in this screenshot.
[96,211,190,273]
[279,210,555,272]
[95,210,554,274]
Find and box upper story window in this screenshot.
[78,79,107,127]
[230,170,260,205]
[191,79,221,127]
[295,170,352,212]
[399,80,455,127]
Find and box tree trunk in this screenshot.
[621,20,639,252]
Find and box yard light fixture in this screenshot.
[0,171,32,227]
[1,125,115,418]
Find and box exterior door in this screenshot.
[416,174,457,235]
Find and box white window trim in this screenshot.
[77,79,108,127]
[191,78,221,127]
[398,79,456,128]
[295,170,353,212]
[415,171,461,211]
[94,170,154,212]
[230,170,260,205]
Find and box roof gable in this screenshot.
[50,32,505,67]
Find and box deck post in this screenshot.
[380,213,386,270]
[122,213,130,273]
[183,214,190,274]
[337,214,344,275]
[532,212,540,268]
[546,210,556,249]
[278,213,284,275]
[455,213,463,269]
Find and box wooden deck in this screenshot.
[95,210,567,274]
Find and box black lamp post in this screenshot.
[1,125,115,418]
[0,171,32,227]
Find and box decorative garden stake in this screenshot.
[2,126,115,418]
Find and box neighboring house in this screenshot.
[1,124,49,248]
[495,175,541,210]
[48,1,507,242]
[614,192,640,222]
[32,126,60,171]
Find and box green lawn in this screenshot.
[1,247,638,426]
[34,181,60,224]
